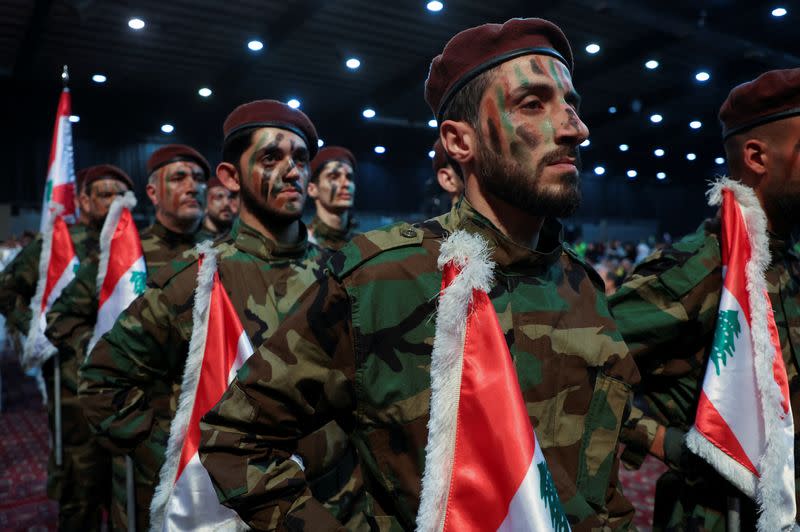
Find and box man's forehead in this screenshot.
[164,160,203,173]
[322,160,354,174]
[92,177,128,189]
[250,126,307,150]
[500,54,574,87]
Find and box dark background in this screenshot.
[1,0,796,237]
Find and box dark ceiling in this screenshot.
[1,0,797,226]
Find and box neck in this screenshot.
[464,175,544,249]
[155,211,199,235]
[202,216,222,234]
[239,207,300,245]
[315,204,349,231]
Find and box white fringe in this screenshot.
[86,191,138,354]
[22,204,63,370]
[706,177,796,531]
[416,231,494,532]
[149,240,220,531]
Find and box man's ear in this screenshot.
[307,181,319,200]
[145,182,159,208]
[78,191,91,216]
[742,138,769,178]
[437,168,459,194]
[217,163,241,193]
[439,119,477,167]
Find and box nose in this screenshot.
[285,159,302,181]
[555,106,589,146]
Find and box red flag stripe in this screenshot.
[720,189,753,323]
[41,216,76,311]
[695,389,759,476]
[98,209,143,307]
[48,90,70,168]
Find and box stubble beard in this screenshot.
[475,138,582,218]
[240,181,302,230]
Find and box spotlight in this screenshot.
[627,169,638,178]
[426,1,444,12]
[128,18,145,30]
[374,146,386,154]
[695,71,710,82]
[619,144,629,152]
[161,124,174,134]
[689,120,702,129]
[686,153,697,161]
[772,7,787,17]
[68,115,80,123]
[428,119,438,128]
[92,74,107,83]
[580,139,590,147]
[248,40,264,51]
[318,139,325,148]
[650,114,663,123]
[654,148,665,157]
[594,166,605,176]
[585,43,600,54]
[608,106,617,114]
[287,98,301,109]
[429,150,436,159]
[198,87,212,97]
[345,58,361,70]
[362,108,376,119]
[657,172,667,180]
[715,157,725,165]
[645,60,659,70]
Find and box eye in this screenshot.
[521,97,543,110]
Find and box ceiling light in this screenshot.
[627,169,638,178]
[657,172,667,180]
[686,152,697,161]
[695,71,710,82]
[247,40,264,51]
[92,74,107,83]
[772,7,788,17]
[318,139,325,147]
[68,115,80,123]
[585,43,600,54]
[128,18,145,30]
[715,157,725,165]
[650,113,663,123]
[374,146,386,154]
[287,98,301,109]
[426,1,444,12]
[689,120,702,129]
[362,108,376,119]
[580,139,590,147]
[619,144,629,152]
[594,166,605,176]
[428,119,438,128]
[429,150,436,159]
[345,58,361,70]
[645,59,659,70]
[198,87,212,98]
[654,148,665,157]
[161,124,174,134]
[608,106,617,114]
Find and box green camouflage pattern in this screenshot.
[200,199,641,531]
[79,219,338,530]
[308,214,358,252]
[0,223,95,339]
[610,218,800,531]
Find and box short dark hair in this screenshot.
[439,68,496,179]
[221,127,256,172]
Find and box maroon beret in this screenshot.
[207,176,225,190]
[146,144,211,180]
[82,164,134,191]
[223,100,319,158]
[310,146,356,177]
[720,68,800,140]
[431,138,450,172]
[425,18,573,120]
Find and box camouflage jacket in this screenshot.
[308,214,358,252]
[0,224,96,337]
[610,219,800,527]
[78,220,327,529]
[139,219,208,275]
[200,199,641,531]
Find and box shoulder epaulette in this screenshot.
[327,222,426,279]
[562,243,605,291]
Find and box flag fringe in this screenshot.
[149,241,221,532]
[22,203,64,369]
[87,191,138,354]
[707,177,794,532]
[416,231,494,532]
[685,428,758,496]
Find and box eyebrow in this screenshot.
[509,82,581,109]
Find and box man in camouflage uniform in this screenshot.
[0,167,94,346]
[66,144,210,530]
[612,68,800,530]
[307,146,358,251]
[201,175,239,237]
[432,137,464,209]
[200,19,639,530]
[79,101,361,530]
[38,164,134,530]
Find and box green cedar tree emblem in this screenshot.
[710,309,741,375]
[130,270,146,296]
[538,461,570,532]
[44,180,53,203]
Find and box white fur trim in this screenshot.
[706,178,796,531]
[416,231,494,532]
[685,428,758,496]
[149,241,221,531]
[22,204,64,369]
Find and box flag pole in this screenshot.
[126,455,136,530]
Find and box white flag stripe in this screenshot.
[701,286,764,469]
[89,257,146,353]
[45,256,79,310]
[498,443,559,532]
[227,330,253,384]
[41,116,75,231]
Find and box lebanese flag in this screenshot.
[40,87,77,232]
[150,242,252,531]
[21,211,78,369]
[417,231,570,532]
[86,192,146,353]
[686,178,796,531]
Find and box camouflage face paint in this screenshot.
[547,58,564,91]
[530,57,545,76]
[514,64,530,88]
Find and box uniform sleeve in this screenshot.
[45,259,98,361]
[0,239,42,333]
[79,283,190,454]
[199,275,355,531]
